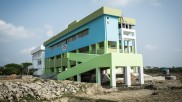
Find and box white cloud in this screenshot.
[144,44,159,50]
[46,30,54,37]
[173,48,182,52]
[149,0,161,7]
[20,47,36,55]
[92,0,161,7]
[92,0,134,7]
[43,24,52,30]
[43,24,55,37]
[0,19,36,43]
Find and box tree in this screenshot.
[21,62,32,75]
[0,66,4,75]
[3,63,22,75]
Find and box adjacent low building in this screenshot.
[42,7,144,87]
[29,45,45,76]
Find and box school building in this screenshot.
[43,7,144,87]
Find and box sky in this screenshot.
[0,0,182,67]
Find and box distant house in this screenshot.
[29,45,45,76]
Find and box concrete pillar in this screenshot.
[60,54,63,69]
[103,70,106,74]
[67,60,70,69]
[96,43,99,54]
[89,45,92,54]
[54,56,57,74]
[48,58,50,69]
[104,41,108,54]
[138,66,144,85]
[135,67,138,73]
[110,66,116,87]
[48,68,51,73]
[45,68,47,74]
[47,59,50,73]
[132,40,135,53]
[125,66,131,86]
[96,68,101,84]
[127,41,130,53]
[123,67,126,84]
[76,49,79,65]
[134,37,137,54]
[60,67,63,73]
[116,41,119,53]
[121,30,124,53]
[77,74,81,82]
[45,59,47,74]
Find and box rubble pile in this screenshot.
[0,78,102,101]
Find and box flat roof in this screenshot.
[44,7,122,46]
[31,45,45,55]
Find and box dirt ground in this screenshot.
[75,89,182,102]
[74,74,182,102]
[1,74,182,102]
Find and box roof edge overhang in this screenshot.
[31,45,45,55]
[119,17,136,25]
[44,7,122,46]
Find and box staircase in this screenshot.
[57,53,111,80]
[56,52,143,82]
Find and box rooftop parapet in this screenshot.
[119,17,136,25]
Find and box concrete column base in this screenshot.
[110,66,116,87]
[125,66,131,87]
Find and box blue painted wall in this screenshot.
[105,16,119,42]
[45,15,120,58]
[45,15,106,58]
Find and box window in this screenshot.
[38,60,41,65]
[129,25,132,29]
[38,52,40,57]
[67,37,72,43]
[61,40,67,45]
[99,42,104,48]
[49,28,89,50]
[108,41,117,49]
[122,23,126,28]
[79,46,89,53]
[72,35,76,41]
[118,24,121,28]
[77,29,89,39]
[126,24,128,29]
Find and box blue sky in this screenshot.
[0,0,182,67]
